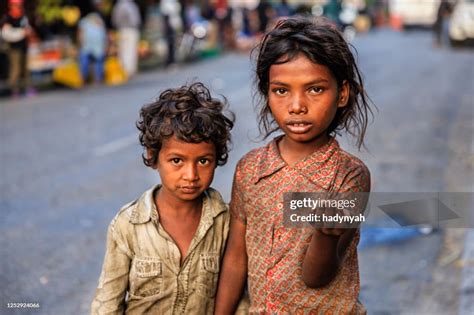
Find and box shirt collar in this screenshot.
[252,136,287,184]
[254,136,340,191]
[129,185,227,224]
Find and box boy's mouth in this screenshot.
[286,120,312,134]
[179,185,200,193]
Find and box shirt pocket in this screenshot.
[195,252,220,298]
[129,256,163,298]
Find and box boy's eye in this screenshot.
[309,87,324,94]
[198,158,210,165]
[170,158,182,165]
[272,88,287,96]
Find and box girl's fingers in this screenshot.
[319,228,345,236]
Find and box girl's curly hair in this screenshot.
[253,15,374,149]
[137,82,235,167]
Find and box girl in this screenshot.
[215,16,373,314]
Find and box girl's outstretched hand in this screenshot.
[316,228,346,237]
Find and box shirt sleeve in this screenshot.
[91,217,131,315]
[338,162,371,246]
[229,161,247,225]
[339,162,371,193]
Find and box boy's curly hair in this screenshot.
[253,15,374,149]
[136,82,235,167]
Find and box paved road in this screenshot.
[1,29,473,314]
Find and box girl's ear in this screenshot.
[337,80,350,108]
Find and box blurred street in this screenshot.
[1,28,473,314]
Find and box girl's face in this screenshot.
[268,53,349,149]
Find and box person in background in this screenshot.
[256,0,274,34]
[77,11,107,84]
[160,0,182,66]
[111,0,141,77]
[1,0,35,98]
[433,0,454,47]
[275,0,294,18]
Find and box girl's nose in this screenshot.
[288,94,307,114]
[183,163,199,181]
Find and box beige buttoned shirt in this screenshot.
[91,185,230,314]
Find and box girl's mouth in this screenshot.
[286,121,312,134]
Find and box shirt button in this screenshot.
[266,269,274,277]
[277,203,283,209]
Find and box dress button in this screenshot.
[266,301,276,312]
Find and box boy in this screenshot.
[91,82,234,314]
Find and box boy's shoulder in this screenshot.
[204,187,229,218]
[206,186,227,203]
[110,198,139,232]
[111,186,156,228]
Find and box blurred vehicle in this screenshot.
[449,0,474,44]
[389,0,441,27]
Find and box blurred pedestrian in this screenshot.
[111,0,141,77]
[77,12,107,84]
[323,0,343,25]
[161,0,182,66]
[256,0,274,34]
[1,0,35,98]
[433,1,454,47]
[276,0,294,18]
[163,14,176,66]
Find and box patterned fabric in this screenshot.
[231,136,370,314]
[91,185,230,315]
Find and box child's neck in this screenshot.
[155,189,202,218]
[154,188,203,264]
[278,134,330,166]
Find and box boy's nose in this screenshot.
[288,94,307,114]
[183,164,199,181]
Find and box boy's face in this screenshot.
[154,136,217,203]
[267,53,349,149]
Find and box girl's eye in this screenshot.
[272,88,287,96]
[309,87,324,94]
[171,158,182,165]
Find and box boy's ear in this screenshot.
[146,148,157,169]
[337,80,350,108]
